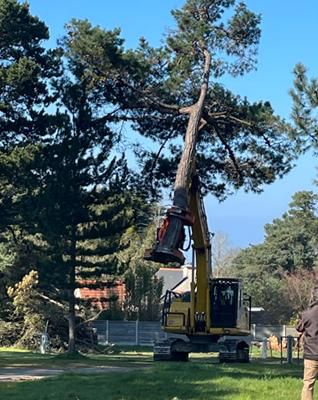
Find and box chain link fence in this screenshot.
[91,320,298,347]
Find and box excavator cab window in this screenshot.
[210,280,239,328]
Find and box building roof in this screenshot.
[156,264,194,295]
[75,280,126,310]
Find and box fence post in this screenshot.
[283,325,287,337]
[297,336,301,364]
[252,324,256,339]
[135,320,139,345]
[287,336,293,364]
[106,320,109,344]
[261,337,267,359]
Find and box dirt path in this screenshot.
[0,365,147,382]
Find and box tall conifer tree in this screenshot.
[66,1,297,202]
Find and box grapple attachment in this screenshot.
[144,206,194,266]
[144,246,185,265]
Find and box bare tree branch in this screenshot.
[38,293,65,309]
[76,309,105,327]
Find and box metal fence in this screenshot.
[251,324,297,341]
[91,320,298,346]
[91,320,167,346]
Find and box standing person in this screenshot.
[296,287,318,400]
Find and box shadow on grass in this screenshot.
[190,355,303,378]
[0,369,239,400]
[0,351,54,363]
[0,349,153,370]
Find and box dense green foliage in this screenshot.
[118,225,163,320]
[0,0,156,351]
[231,191,318,323]
[290,63,318,153]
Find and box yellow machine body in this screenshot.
[161,186,250,338]
[148,177,251,361]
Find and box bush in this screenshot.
[0,321,21,347]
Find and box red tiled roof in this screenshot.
[76,280,126,310]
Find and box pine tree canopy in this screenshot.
[63,0,297,199]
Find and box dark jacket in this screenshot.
[296,303,318,360]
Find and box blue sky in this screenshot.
[27,0,318,248]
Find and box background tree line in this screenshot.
[224,190,318,324]
[221,55,318,325]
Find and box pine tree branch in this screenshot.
[148,127,176,187]
[87,62,190,116]
[212,124,243,184]
[7,226,19,245]
[38,293,66,310]
[228,115,252,127]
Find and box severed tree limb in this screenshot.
[39,292,107,330]
[38,293,66,309]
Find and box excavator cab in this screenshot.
[210,278,251,331]
[211,279,239,328]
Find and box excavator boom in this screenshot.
[144,173,251,362]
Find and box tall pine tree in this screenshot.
[0,2,154,352]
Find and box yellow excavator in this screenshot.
[145,173,251,362]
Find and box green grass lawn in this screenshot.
[0,348,305,400]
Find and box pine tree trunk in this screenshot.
[173,110,202,209]
[173,49,211,209]
[68,233,77,353]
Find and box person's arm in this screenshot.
[296,315,305,334]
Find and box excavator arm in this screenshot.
[144,169,210,266]
[144,173,212,329]
[145,174,251,362]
